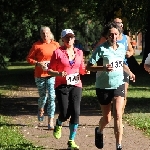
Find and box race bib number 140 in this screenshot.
[66,73,80,85]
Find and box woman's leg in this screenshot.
[95,88,113,149]
[96,88,113,132]
[53,85,70,139]
[113,96,124,146]
[99,104,112,132]
[55,85,70,122]
[35,77,47,121]
[69,86,82,125]
[113,84,125,149]
[46,77,55,129]
[67,86,82,149]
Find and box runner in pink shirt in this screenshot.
[47,29,89,150]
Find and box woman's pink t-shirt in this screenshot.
[48,46,86,88]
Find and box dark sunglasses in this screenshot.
[64,35,75,39]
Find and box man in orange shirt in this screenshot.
[26,26,60,130]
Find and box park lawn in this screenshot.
[0,59,150,149]
[134,55,143,64]
[0,115,43,149]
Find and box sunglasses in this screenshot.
[64,36,75,39]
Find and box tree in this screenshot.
[0,0,150,67]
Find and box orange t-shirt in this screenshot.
[26,40,60,77]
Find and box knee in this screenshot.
[115,112,122,120]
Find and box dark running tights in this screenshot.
[55,85,82,124]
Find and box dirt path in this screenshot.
[1,86,150,150]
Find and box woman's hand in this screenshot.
[85,70,90,74]
[104,64,113,72]
[129,71,135,82]
[36,61,49,71]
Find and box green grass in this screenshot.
[0,62,34,97]
[0,115,43,149]
[134,55,143,64]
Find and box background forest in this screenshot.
[0,0,150,68]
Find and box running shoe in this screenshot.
[67,140,79,150]
[95,127,103,149]
[53,124,62,139]
[117,147,122,150]
[38,110,44,121]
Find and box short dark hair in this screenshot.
[101,22,122,38]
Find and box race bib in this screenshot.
[42,61,50,71]
[66,73,80,85]
[110,59,123,71]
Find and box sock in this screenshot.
[97,128,103,134]
[57,119,62,126]
[69,123,78,140]
[117,144,122,148]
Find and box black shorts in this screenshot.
[124,71,129,83]
[96,84,125,105]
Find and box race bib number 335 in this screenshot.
[66,73,80,85]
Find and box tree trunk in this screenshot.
[55,16,59,42]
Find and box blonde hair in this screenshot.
[40,26,54,40]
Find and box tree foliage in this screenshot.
[0,0,150,68]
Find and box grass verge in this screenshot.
[0,115,43,149]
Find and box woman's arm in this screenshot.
[86,63,113,72]
[47,69,67,77]
[123,64,135,82]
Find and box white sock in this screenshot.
[117,144,122,148]
[97,128,103,134]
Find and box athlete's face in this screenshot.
[107,28,119,44]
[62,33,75,47]
[114,18,123,28]
[40,28,51,42]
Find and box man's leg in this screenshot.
[122,82,129,115]
[122,71,129,115]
